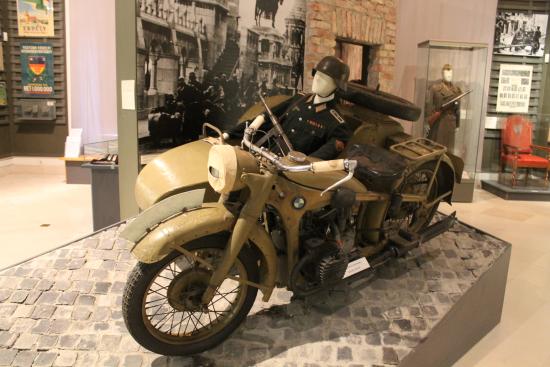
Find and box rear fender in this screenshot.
[437,154,461,204]
[445,152,464,184]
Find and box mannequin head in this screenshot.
[312,71,337,98]
[311,56,350,93]
[442,64,453,83]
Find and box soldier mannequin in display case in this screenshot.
[225,56,351,160]
[426,64,462,152]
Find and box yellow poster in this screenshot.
[17,0,55,38]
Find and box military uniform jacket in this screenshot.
[229,93,351,160]
[426,80,462,152]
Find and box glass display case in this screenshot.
[83,139,118,160]
[415,40,489,202]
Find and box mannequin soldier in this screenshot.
[426,64,462,152]
[225,56,351,160]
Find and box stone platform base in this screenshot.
[482,179,550,201]
[0,217,510,367]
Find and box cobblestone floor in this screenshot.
[0,218,509,367]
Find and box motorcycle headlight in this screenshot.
[207,145,259,194]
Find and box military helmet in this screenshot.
[312,56,350,90]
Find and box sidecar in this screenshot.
[134,83,463,211]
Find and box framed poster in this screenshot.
[0,82,7,106]
[496,64,533,113]
[494,12,548,57]
[20,43,54,97]
[17,0,55,37]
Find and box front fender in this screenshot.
[128,203,235,263]
[120,189,206,244]
[123,202,278,300]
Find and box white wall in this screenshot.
[67,0,117,145]
[394,0,498,134]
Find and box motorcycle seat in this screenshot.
[345,144,407,193]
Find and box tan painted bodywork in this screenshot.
[135,139,217,210]
[128,97,462,303]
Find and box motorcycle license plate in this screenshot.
[343,257,371,279]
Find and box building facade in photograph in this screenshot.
[136,0,230,114]
[135,0,307,146]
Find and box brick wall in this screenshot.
[305,0,397,92]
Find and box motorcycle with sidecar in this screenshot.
[119,83,463,356]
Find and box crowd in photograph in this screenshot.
[147,72,294,147]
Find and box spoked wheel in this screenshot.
[122,236,259,356]
[385,162,441,235]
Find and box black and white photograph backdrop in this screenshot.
[494,11,548,57]
[136,0,306,149]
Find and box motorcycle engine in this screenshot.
[302,238,349,286]
[290,192,357,296]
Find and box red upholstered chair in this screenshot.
[500,115,550,187]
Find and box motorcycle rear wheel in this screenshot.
[390,162,442,234]
[122,236,259,356]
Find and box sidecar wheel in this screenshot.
[122,236,259,356]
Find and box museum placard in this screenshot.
[17,0,55,37]
[496,64,532,113]
[20,43,55,97]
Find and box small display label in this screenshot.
[343,257,371,279]
[121,80,136,110]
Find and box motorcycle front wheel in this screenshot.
[122,236,259,356]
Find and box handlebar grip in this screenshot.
[249,115,266,130]
[311,159,346,173]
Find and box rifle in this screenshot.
[427,89,472,127]
[258,93,293,155]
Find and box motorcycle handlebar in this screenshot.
[242,126,356,175]
[249,114,266,131]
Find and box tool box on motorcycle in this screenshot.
[346,144,407,193]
